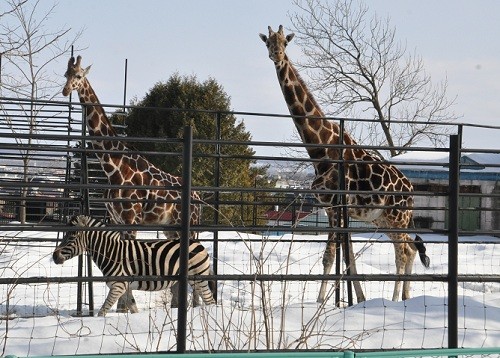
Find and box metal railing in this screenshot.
[1,97,499,355]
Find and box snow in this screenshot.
[1,228,499,356]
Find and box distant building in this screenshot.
[393,152,500,232]
[266,151,500,234]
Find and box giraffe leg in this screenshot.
[318,208,365,304]
[390,234,418,301]
[342,236,366,303]
[317,236,336,304]
[318,208,340,304]
[391,242,404,301]
[402,238,418,300]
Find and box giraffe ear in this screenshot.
[259,33,268,42]
[82,65,92,76]
[286,33,295,42]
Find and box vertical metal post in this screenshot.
[212,112,221,301]
[338,118,353,306]
[63,109,73,215]
[76,111,86,315]
[177,125,193,353]
[70,46,81,316]
[448,134,460,348]
[78,104,94,316]
[122,59,128,110]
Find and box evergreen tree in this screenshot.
[123,74,271,226]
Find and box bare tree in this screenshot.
[0,0,83,223]
[289,0,458,157]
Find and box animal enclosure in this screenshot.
[0,97,499,356]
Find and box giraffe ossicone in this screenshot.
[260,25,430,303]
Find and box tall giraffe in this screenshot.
[260,25,430,302]
[62,55,203,309]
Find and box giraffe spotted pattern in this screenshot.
[260,25,430,303]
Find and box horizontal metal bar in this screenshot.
[1,273,499,286]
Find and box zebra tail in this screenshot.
[414,235,431,268]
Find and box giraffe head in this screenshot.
[62,55,92,96]
[259,25,295,62]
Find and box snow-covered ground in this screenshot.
[1,228,499,356]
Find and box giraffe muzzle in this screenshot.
[62,87,71,97]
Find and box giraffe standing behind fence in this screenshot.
[260,25,430,303]
[62,55,203,308]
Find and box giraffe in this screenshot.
[62,55,203,309]
[260,25,430,303]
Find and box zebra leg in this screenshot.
[170,283,179,307]
[190,280,216,305]
[116,288,137,313]
[99,282,128,317]
[124,287,138,313]
[116,296,128,313]
[163,230,201,308]
[116,230,139,312]
[192,287,201,307]
[170,283,201,307]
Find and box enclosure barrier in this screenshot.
[1,97,500,356]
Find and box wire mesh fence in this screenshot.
[0,97,499,356]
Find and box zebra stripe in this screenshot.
[53,215,215,316]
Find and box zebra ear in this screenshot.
[75,215,86,227]
[68,215,80,226]
[68,215,89,227]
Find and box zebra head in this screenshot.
[52,215,103,264]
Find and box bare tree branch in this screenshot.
[290,0,458,157]
[0,0,84,223]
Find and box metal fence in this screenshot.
[0,97,499,356]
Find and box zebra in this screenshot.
[53,215,216,317]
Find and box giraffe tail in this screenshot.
[414,235,430,268]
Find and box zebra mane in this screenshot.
[68,215,104,228]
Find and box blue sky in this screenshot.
[38,0,500,154]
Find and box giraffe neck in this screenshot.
[274,55,356,160]
[75,78,136,183]
[76,78,127,153]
